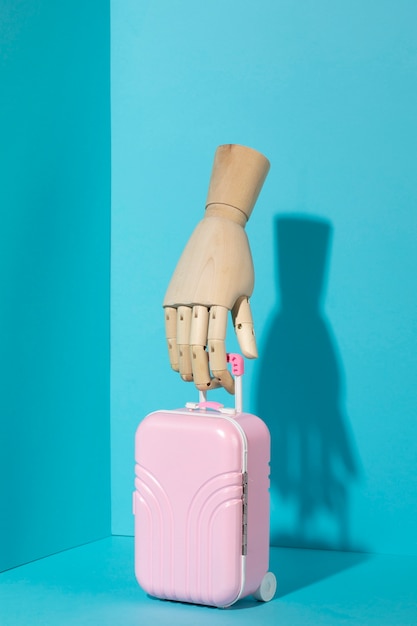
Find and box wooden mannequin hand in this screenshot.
[163,208,256,393]
[163,144,270,394]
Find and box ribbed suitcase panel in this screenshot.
[134,465,243,605]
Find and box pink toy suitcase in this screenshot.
[133,353,276,608]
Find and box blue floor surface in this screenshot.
[1,537,416,625]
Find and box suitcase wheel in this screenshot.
[253,572,277,602]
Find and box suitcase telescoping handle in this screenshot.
[193,353,244,415]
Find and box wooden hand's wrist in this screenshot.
[204,203,247,227]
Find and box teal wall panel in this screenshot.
[0,0,111,571]
[111,1,417,555]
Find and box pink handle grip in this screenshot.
[196,401,224,411]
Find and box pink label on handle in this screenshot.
[227,353,245,376]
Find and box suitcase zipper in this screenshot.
[242,471,248,556]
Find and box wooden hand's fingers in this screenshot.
[211,367,235,394]
[232,296,258,359]
[166,302,244,394]
[190,345,222,391]
[177,305,193,381]
[164,306,179,371]
[208,306,235,394]
[190,305,222,390]
[190,305,210,388]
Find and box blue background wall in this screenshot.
[3,0,416,566]
[111,0,417,556]
[0,0,111,571]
